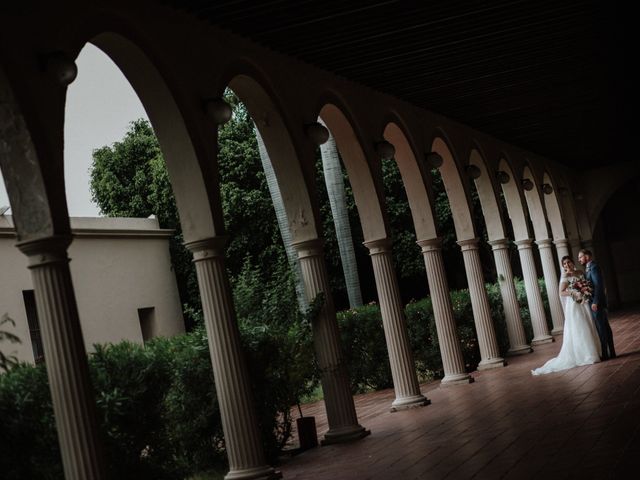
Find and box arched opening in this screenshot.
[430,135,504,369]
[521,164,564,334]
[468,149,530,355]
[315,104,429,410]
[592,176,640,307]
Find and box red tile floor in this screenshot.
[278,308,640,479]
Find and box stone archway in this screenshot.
[430,135,504,369]
[468,149,530,355]
[382,121,471,385]
[498,158,552,345]
[521,165,564,334]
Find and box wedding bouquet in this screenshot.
[567,275,593,304]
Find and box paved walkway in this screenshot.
[279,308,640,479]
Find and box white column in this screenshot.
[536,238,565,335]
[364,239,429,410]
[417,238,472,385]
[186,238,279,480]
[292,239,370,444]
[488,239,531,355]
[458,239,505,370]
[515,239,553,345]
[554,238,571,263]
[17,236,106,480]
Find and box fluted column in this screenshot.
[292,239,369,444]
[515,239,553,344]
[458,239,505,369]
[554,238,571,263]
[186,238,279,480]
[488,239,531,355]
[536,238,565,335]
[364,239,429,410]
[17,236,106,480]
[417,238,472,385]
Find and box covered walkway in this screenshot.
[281,309,640,479]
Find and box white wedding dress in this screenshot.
[531,271,601,376]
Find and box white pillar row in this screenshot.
[488,239,531,355]
[554,238,571,263]
[17,236,107,480]
[515,239,553,345]
[186,238,280,480]
[292,239,370,444]
[417,238,473,385]
[536,238,565,335]
[457,239,505,370]
[364,239,429,411]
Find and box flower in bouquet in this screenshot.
[568,275,593,304]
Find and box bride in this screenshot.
[531,256,601,375]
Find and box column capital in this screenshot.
[535,238,554,248]
[17,235,73,268]
[291,238,325,259]
[554,238,569,247]
[185,236,229,260]
[488,238,510,251]
[457,237,480,251]
[416,237,443,252]
[363,237,392,255]
[514,238,534,249]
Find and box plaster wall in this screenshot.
[0,216,184,364]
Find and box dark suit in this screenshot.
[586,261,616,359]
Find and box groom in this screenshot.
[578,249,616,360]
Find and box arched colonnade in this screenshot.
[0,5,592,480]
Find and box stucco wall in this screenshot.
[0,216,184,364]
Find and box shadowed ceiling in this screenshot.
[162,0,631,168]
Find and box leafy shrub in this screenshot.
[337,304,393,393]
[341,277,549,392]
[0,363,61,480]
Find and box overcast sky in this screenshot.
[0,43,148,216]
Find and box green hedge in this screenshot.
[338,277,550,393]
[0,276,549,477]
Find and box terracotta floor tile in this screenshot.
[279,308,640,480]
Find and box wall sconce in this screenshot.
[496,170,510,184]
[204,98,232,125]
[425,152,443,168]
[42,52,77,86]
[521,178,534,191]
[542,183,553,195]
[466,165,481,179]
[305,122,330,145]
[375,140,396,160]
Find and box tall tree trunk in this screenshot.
[320,130,363,308]
[255,127,307,310]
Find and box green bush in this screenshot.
[340,277,549,392]
[337,304,393,393]
[0,261,317,479]
[0,363,61,480]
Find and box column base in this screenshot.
[531,335,554,345]
[225,466,281,480]
[551,327,564,336]
[440,373,474,386]
[477,357,506,370]
[321,425,371,446]
[507,344,533,356]
[390,394,430,412]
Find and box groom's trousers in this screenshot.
[592,309,616,359]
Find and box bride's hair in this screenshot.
[561,255,573,269]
